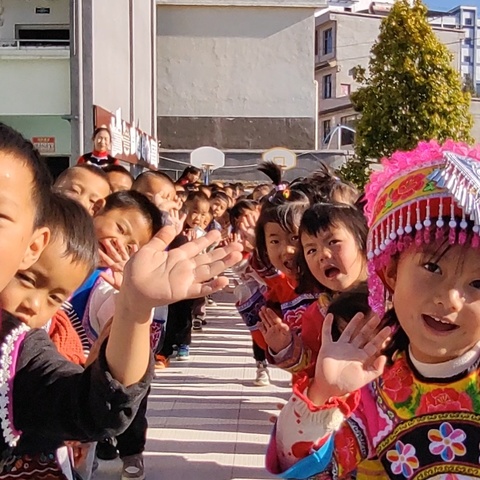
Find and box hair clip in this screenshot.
[283,188,291,199]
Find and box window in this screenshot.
[15,24,69,47]
[340,114,358,146]
[323,28,333,55]
[315,29,319,56]
[465,17,473,25]
[465,37,472,45]
[323,74,332,99]
[464,55,472,63]
[322,120,332,143]
[341,83,351,96]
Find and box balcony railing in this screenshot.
[0,38,69,49]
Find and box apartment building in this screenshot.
[315,9,465,148]
[0,0,158,175]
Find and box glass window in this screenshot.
[323,74,332,99]
[323,28,333,55]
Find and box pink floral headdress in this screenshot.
[364,140,480,316]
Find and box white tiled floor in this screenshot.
[95,292,291,480]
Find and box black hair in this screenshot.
[103,164,134,181]
[229,199,259,232]
[185,191,210,205]
[132,170,175,189]
[92,127,111,140]
[327,282,371,341]
[255,192,310,268]
[46,193,98,276]
[55,164,112,190]
[0,122,53,228]
[101,190,167,238]
[258,161,283,186]
[211,191,230,204]
[177,166,201,182]
[296,202,368,294]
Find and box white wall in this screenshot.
[0,56,70,114]
[157,5,317,118]
[0,0,69,40]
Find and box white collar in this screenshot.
[409,342,480,378]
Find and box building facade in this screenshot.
[0,0,158,175]
[315,10,465,149]
[156,0,324,157]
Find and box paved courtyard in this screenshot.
[95,290,291,480]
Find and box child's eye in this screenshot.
[423,262,441,274]
[291,235,300,242]
[49,295,64,305]
[117,223,125,234]
[269,239,279,245]
[329,239,340,246]
[470,280,480,290]
[306,248,316,255]
[17,273,35,287]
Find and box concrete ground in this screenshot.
[95,289,291,480]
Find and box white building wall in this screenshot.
[157,5,316,118]
[0,0,69,41]
[0,55,70,114]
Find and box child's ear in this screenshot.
[92,198,106,216]
[18,227,50,270]
[383,258,398,292]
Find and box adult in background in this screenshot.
[176,166,201,186]
[77,126,119,167]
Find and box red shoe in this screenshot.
[155,354,170,370]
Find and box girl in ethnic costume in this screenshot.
[267,140,480,480]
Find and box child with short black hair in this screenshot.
[54,164,112,216]
[103,164,134,192]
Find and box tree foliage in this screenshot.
[344,0,473,189]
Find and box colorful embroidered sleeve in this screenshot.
[267,333,312,375]
[266,375,364,479]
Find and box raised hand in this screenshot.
[168,209,187,237]
[308,313,391,406]
[238,210,259,248]
[258,307,292,354]
[99,238,138,291]
[120,226,243,310]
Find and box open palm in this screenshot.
[311,313,391,403]
[121,226,242,309]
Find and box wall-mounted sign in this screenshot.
[32,136,55,154]
[94,106,159,168]
[35,7,51,14]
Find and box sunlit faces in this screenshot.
[0,238,91,329]
[0,152,49,291]
[185,199,211,229]
[210,197,228,219]
[94,130,111,152]
[301,225,366,292]
[264,222,299,278]
[94,207,152,261]
[133,175,176,203]
[385,243,480,364]
[54,168,111,216]
[106,171,133,193]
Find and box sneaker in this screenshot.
[254,361,270,387]
[207,297,217,307]
[177,344,190,360]
[192,318,203,331]
[96,437,118,460]
[121,453,145,480]
[155,354,169,370]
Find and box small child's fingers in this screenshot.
[321,313,335,345]
[338,312,366,343]
[262,308,279,328]
[351,314,383,349]
[362,326,392,359]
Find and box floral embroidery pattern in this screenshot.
[390,174,426,202]
[386,441,419,477]
[417,388,473,415]
[383,361,415,404]
[428,422,466,462]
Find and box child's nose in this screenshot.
[21,295,41,317]
[435,287,464,312]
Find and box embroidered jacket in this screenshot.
[267,351,480,480]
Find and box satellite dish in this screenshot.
[190,146,225,171]
[262,147,297,170]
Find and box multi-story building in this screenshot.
[0,0,158,175]
[315,9,465,149]
[156,0,326,175]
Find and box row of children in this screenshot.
[0,123,243,480]
[230,141,480,479]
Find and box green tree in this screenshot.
[343,0,473,189]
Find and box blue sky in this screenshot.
[425,0,479,11]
